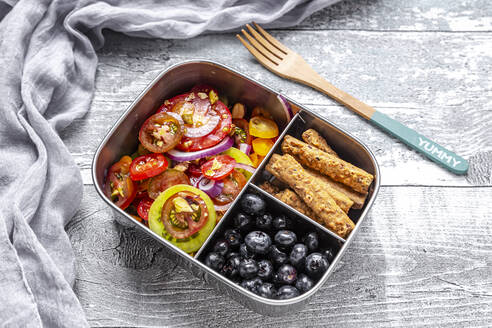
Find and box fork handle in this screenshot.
[309,77,469,175]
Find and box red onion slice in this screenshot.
[184,115,219,138]
[196,176,224,198]
[166,137,233,162]
[277,94,294,122]
[238,143,252,155]
[234,163,256,174]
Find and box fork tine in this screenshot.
[245,24,285,59]
[240,29,279,65]
[236,35,279,71]
[252,22,289,54]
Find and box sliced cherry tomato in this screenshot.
[252,138,275,157]
[148,185,217,253]
[187,159,206,177]
[201,155,236,180]
[232,118,252,145]
[176,101,232,151]
[249,152,264,168]
[156,93,190,114]
[148,169,190,199]
[249,116,279,139]
[213,170,247,205]
[139,113,182,153]
[104,156,136,210]
[251,106,274,120]
[130,154,168,181]
[137,197,153,221]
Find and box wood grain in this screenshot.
[64,1,492,326]
[298,0,492,32]
[68,186,492,327]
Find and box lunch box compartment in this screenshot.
[92,60,380,316]
[251,110,379,228]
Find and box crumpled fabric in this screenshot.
[0,0,338,326]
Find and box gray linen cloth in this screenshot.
[0,0,338,326]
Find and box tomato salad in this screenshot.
[104,85,280,254]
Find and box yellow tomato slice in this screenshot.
[252,138,274,156]
[249,116,279,139]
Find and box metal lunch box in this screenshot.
[92,60,380,316]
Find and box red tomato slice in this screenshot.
[137,197,153,221]
[139,113,182,153]
[176,101,232,151]
[232,118,252,145]
[104,156,136,210]
[135,179,150,199]
[213,170,247,205]
[156,93,190,114]
[201,155,236,180]
[130,154,168,181]
[148,169,191,199]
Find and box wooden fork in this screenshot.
[237,23,468,175]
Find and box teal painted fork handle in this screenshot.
[370,111,469,175]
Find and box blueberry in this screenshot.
[274,230,297,251]
[204,252,224,271]
[256,283,276,299]
[257,260,274,281]
[241,277,262,292]
[322,248,335,262]
[240,193,266,216]
[239,258,259,279]
[233,212,253,233]
[303,232,319,252]
[255,213,273,230]
[227,251,240,259]
[295,274,314,293]
[213,239,229,257]
[276,264,297,285]
[239,243,255,259]
[269,245,288,266]
[224,229,242,249]
[289,243,308,269]
[276,285,300,299]
[220,254,241,278]
[245,231,272,255]
[272,214,291,230]
[305,253,329,279]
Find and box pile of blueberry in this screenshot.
[203,193,335,300]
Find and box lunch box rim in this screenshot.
[91,59,381,313]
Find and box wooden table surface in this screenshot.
[65,0,492,326]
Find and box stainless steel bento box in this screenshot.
[92,60,380,316]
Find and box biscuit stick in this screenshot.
[304,167,367,209]
[274,189,319,221]
[266,154,354,238]
[282,135,374,193]
[302,129,338,157]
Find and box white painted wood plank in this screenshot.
[299,0,492,32]
[68,186,492,327]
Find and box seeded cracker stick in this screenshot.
[282,135,374,194]
[274,189,319,221]
[304,166,367,209]
[271,167,353,213]
[266,154,355,238]
[302,129,338,157]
